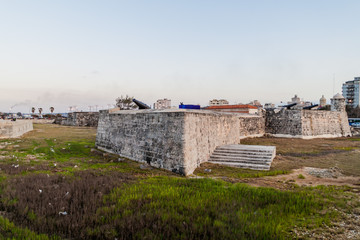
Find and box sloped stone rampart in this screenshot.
[0,120,33,138]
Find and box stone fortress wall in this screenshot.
[95,109,264,175]
[265,93,351,138]
[0,120,33,138]
[60,112,99,127]
[265,109,351,138]
[95,93,351,175]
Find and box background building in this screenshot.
[154,99,171,109]
[209,99,229,106]
[248,100,262,107]
[342,77,360,108]
[319,95,327,107]
[288,94,303,105]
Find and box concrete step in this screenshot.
[211,148,274,156]
[209,155,272,163]
[216,144,275,151]
[208,144,276,171]
[211,152,273,159]
[209,161,270,170]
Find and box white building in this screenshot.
[209,99,229,106]
[154,99,171,109]
[342,77,360,108]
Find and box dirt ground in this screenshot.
[243,167,360,190]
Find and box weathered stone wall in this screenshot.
[95,109,242,175]
[301,111,351,137]
[239,115,265,138]
[96,110,186,174]
[183,112,240,173]
[61,112,99,127]
[266,109,352,138]
[0,120,33,138]
[265,109,302,136]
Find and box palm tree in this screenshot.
[31,107,35,114]
[50,107,54,114]
[38,108,43,115]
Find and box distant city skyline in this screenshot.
[1,1,359,112]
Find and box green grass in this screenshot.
[298,174,305,179]
[195,163,289,179]
[89,177,339,239]
[0,216,60,240]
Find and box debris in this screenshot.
[39,189,42,193]
[204,169,212,173]
[305,167,343,178]
[74,165,78,168]
[54,163,57,167]
[59,211,68,216]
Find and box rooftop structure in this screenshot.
[342,77,360,108]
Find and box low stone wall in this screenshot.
[265,109,352,138]
[61,112,99,127]
[32,119,55,124]
[238,115,265,139]
[0,120,33,138]
[96,109,241,175]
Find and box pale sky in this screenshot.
[1,0,359,113]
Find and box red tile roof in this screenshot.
[204,104,258,110]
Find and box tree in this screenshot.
[31,107,35,114]
[346,105,360,118]
[50,107,54,114]
[115,95,138,110]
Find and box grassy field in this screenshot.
[0,124,359,239]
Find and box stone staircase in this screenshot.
[208,144,276,170]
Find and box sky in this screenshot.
[1,0,360,113]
